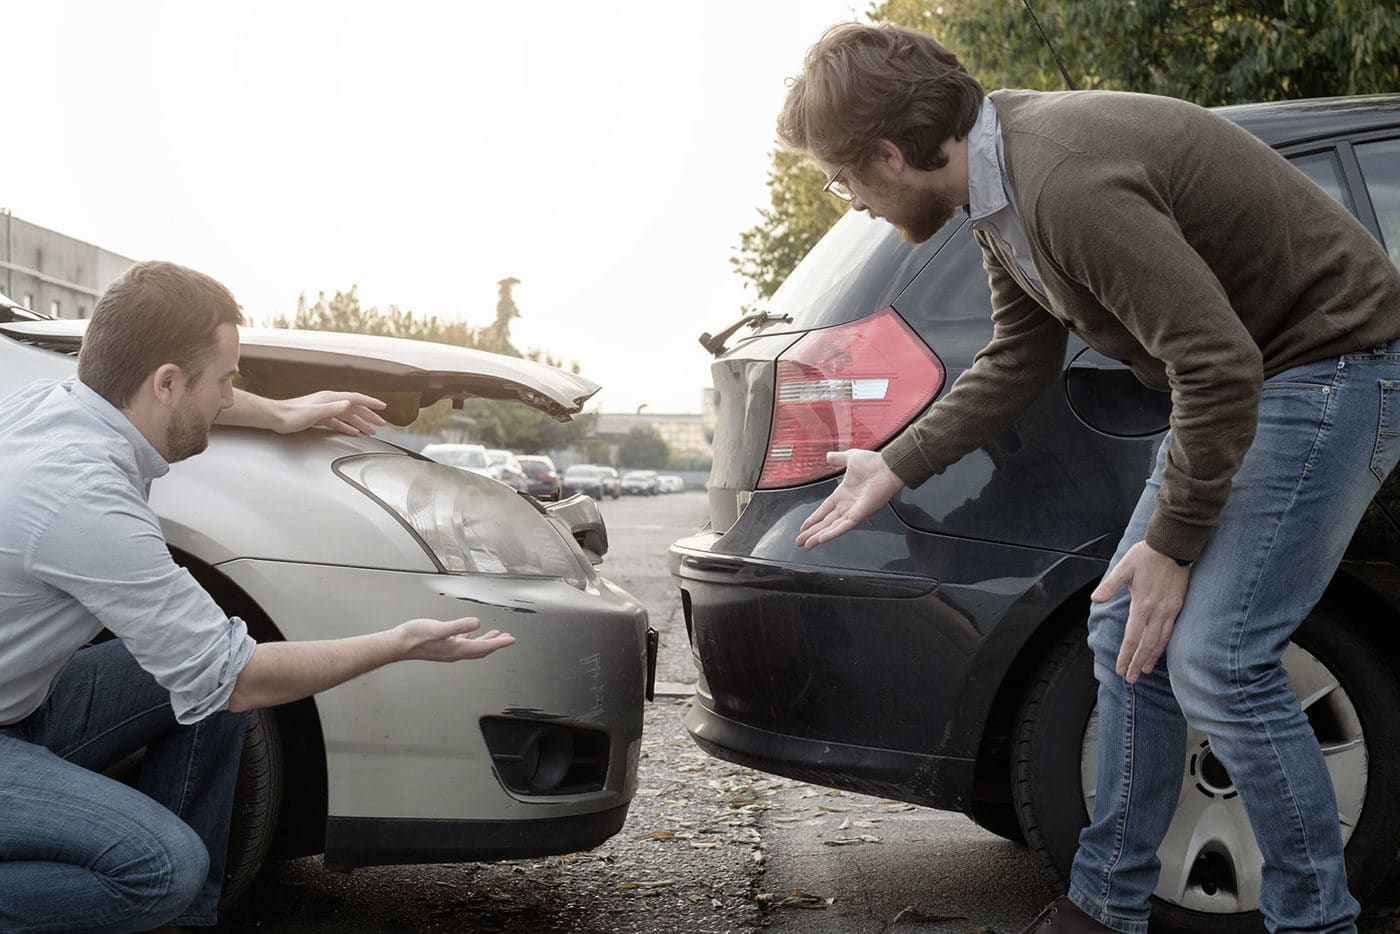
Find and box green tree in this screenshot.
[731,0,1400,299]
[617,427,670,470]
[878,0,1400,105]
[732,149,850,306]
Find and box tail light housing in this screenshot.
[758,308,944,489]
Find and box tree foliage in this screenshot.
[617,426,671,470]
[879,0,1400,104]
[264,284,593,450]
[730,0,1400,300]
[732,149,850,305]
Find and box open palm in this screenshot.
[795,449,906,548]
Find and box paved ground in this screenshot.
[222,491,1400,933]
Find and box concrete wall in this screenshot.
[1,212,136,319]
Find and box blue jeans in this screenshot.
[0,640,248,932]
[1070,343,1400,934]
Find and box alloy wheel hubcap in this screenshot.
[1079,642,1368,913]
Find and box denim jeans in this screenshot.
[0,639,248,932]
[1069,342,1400,933]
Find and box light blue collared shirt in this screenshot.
[966,96,1047,299]
[0,378,255,725]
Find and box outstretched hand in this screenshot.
[795,449,905,548]
[397,617,517,662]
[279,391,388,436]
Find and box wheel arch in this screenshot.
[971,561,1400,814]
[170,546,330,859]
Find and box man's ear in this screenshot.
[151,363,183,406]
[872,139,908,173]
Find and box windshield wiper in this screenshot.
[698,310,793,357]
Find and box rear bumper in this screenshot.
[687,703,975,810]
[669,536,982,811]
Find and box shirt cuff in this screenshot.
[171,615,257,725]
[1144,511,1212,565]
[881,432,938,489]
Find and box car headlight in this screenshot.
[334,454,588,588]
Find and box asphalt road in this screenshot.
[222,490,1400,933]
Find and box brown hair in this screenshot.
[78,260,244,407]
[777,22,984,174]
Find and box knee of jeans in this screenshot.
[115,816,210,925]
[1167,640,1239,725]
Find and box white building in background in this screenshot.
[1,210,136,318]
[595,411,712,458]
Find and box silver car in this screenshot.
[0,303,657,903]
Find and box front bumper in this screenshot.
[216,558,650,864]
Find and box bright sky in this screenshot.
[0,0,865,414]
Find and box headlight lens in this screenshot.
[335,454,588,587]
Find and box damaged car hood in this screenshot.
[0,319,600,423]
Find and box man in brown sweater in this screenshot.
[782,22,1400,934]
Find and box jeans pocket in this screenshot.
[1371,380,1400,483]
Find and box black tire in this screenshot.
[219,707,285,913]
[1012,602,1400,933]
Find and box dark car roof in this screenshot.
[1218,94,1400,147]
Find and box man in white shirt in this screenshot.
[0,261,516,932]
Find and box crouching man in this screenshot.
[0,261,516,932]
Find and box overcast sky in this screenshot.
[1,0,866,413]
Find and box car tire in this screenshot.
[219,706,285,913]
[1011,602,1400,933]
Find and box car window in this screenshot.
[1289,150,1355,214]
[763,208,956,330]
[1355,138,1400,271]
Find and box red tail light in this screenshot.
[758,308,944,489]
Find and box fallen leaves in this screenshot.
[756,888,836,910]
[823,834,882,846]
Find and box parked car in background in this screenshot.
[621,470,660,496]
[0,303,656,907]
[562,464,610,500]
[484,448,530,493]
[671,97,1400,930]
[598,466,622,499]
[517,455,562,501]
[420,442,492,480]
[657,475,686,494]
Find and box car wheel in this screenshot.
[219,706,285,913]
[1011,601,1400,932]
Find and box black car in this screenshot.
[671,96,1400,931]
[562,464,611,500]
[517,454,562,501]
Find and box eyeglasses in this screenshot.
[823,165,855,203]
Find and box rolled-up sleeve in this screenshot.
[26,480,257,724]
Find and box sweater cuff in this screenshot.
[1144,511,1212,564]
[881,432,937,489]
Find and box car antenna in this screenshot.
[1021,0,1077,91]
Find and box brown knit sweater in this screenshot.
[882,89,1400,563]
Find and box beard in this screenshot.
[887,185,961,244]
[166,399,212,462]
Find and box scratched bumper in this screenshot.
[216,558,648,832]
